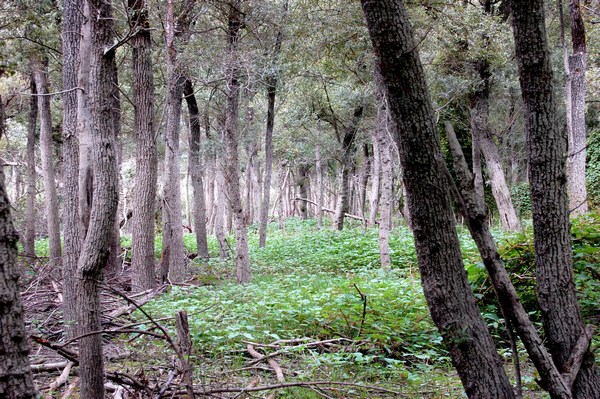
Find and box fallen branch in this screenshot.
[293,198,367,222]
[31,362,69,373]
[44,361,73,396]
[61,377,79,399]
[247,344,285,383]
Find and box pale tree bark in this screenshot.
[76,0,119,397]
[297,164,309,219]
[560,0,588,214]
[471,129,485,200]
[130,0,157,292]
[368,133,381,227]
[214,165,228,259]
[277,162,287,230]
[61,0,82,339]
[510,1,600,397]
[183,79,209,259]
[0,165,36,399]
[361,1,515,397]
[24,75,37,259]
[357,144,370,219]
[224,0,251,284]
[470,60,520,231]
[162,0,196,283]
[32,58,62,268]
[315,141,324,229]
[258,0,287,248]
[333,106,363,230]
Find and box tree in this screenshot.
[360,1,515,396]
[0,133,36,399]
[509,0,600,396]
[223,0,251,284]
[23,74,36,259]
[130,0,158,292]
[76,0,119,396]
[32,57,61,268]
[60,0,82,339]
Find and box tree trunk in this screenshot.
[334,106,363,230]
[61,0,82,339]
[368,132,381,227]
[0,166,36,399]
[315,142,324,229]
[510,1,600,397]
[184,79,209,259]
[76,0,119,397]
[361,1,515,397]
[32,58,62,268]
[130,0,157,292]
[357,144,370,219]
[297,164,309,219]
[24,75,37,259]
[214,165,228,259]
[561,0,588,215]
[224,1,251,284]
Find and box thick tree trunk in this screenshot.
[224,1,251,284]
[510,1,600,397]
[184,79,209,259]
[24,75,37,259]
[130,0,157,292]
[361,1,515,397]
[334,106,363,230]
[0,166,36,399]
[61,0,82,339]
[76,0,119,397]
[33,58,62,268]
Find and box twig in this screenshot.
[353,284,367,338]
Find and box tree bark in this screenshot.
[24,75,37,259]
[297,164,309,219]
[61,0,82,339]
[361,1,515,397]
[224,0,251,284]
[510,1,600,397]
[0,165,36,399]
[214,165,228,260]
[184,79,209,259]
[333,106,363,230]
[76,0,119,397]
[130,0,158,292]
[315,142,324,229]
[32,58,62,268]
[469,60,520,231]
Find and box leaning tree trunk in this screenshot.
[61,0,82,339]
[76,0,119,397]
[130,0,158,292]
[469,59,520,231]
[333,106,363,230]
[24,75,37,259]
[32,58,62,268]
[361,1,515,397]
[0,165,37,399]
[224,0,251,284]
[510,1,600,397]
[184,79,209,259]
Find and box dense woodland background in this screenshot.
[1,0,600,398]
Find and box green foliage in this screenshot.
[511,183,532,218]
[587,129,600,209]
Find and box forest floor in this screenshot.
[25,215,600,398]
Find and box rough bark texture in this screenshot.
[509,1,600,397]
[315,142,324,229]
[446,120,572,399]
[224,0,251,284]
[33,58,62,268]
[0,134,36,399]
[469,60,520,231]
[24,75,37,259]
[61,0,82,339]
[297,164,309,219]
[368,129,381,227]
[333,106,363,230]
[566,0,588,214]
[184,79,209,259]
[214,166,228,260]
[76,0,119,397]
[361,1,515,397]
[130,0,158,292]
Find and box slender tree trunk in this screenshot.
[0,165,36,399]
[184,79,209,259]
[24,75,37,259]
[297,164,309,219]
[130,0,157,292]
[214,166,228,259]
[224,0,251,284]
[61,0,82,339]
[277,162,286,230]
[334,106,363,230]
[368,132,381,227]
[32,58,62,268]
[361,1,515,397]
[510,1,600,397]
[358,144,370,219]
[76,0,119,397]
[315,142,324,229]
[471,131,484,200]
[469,59,520,231]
